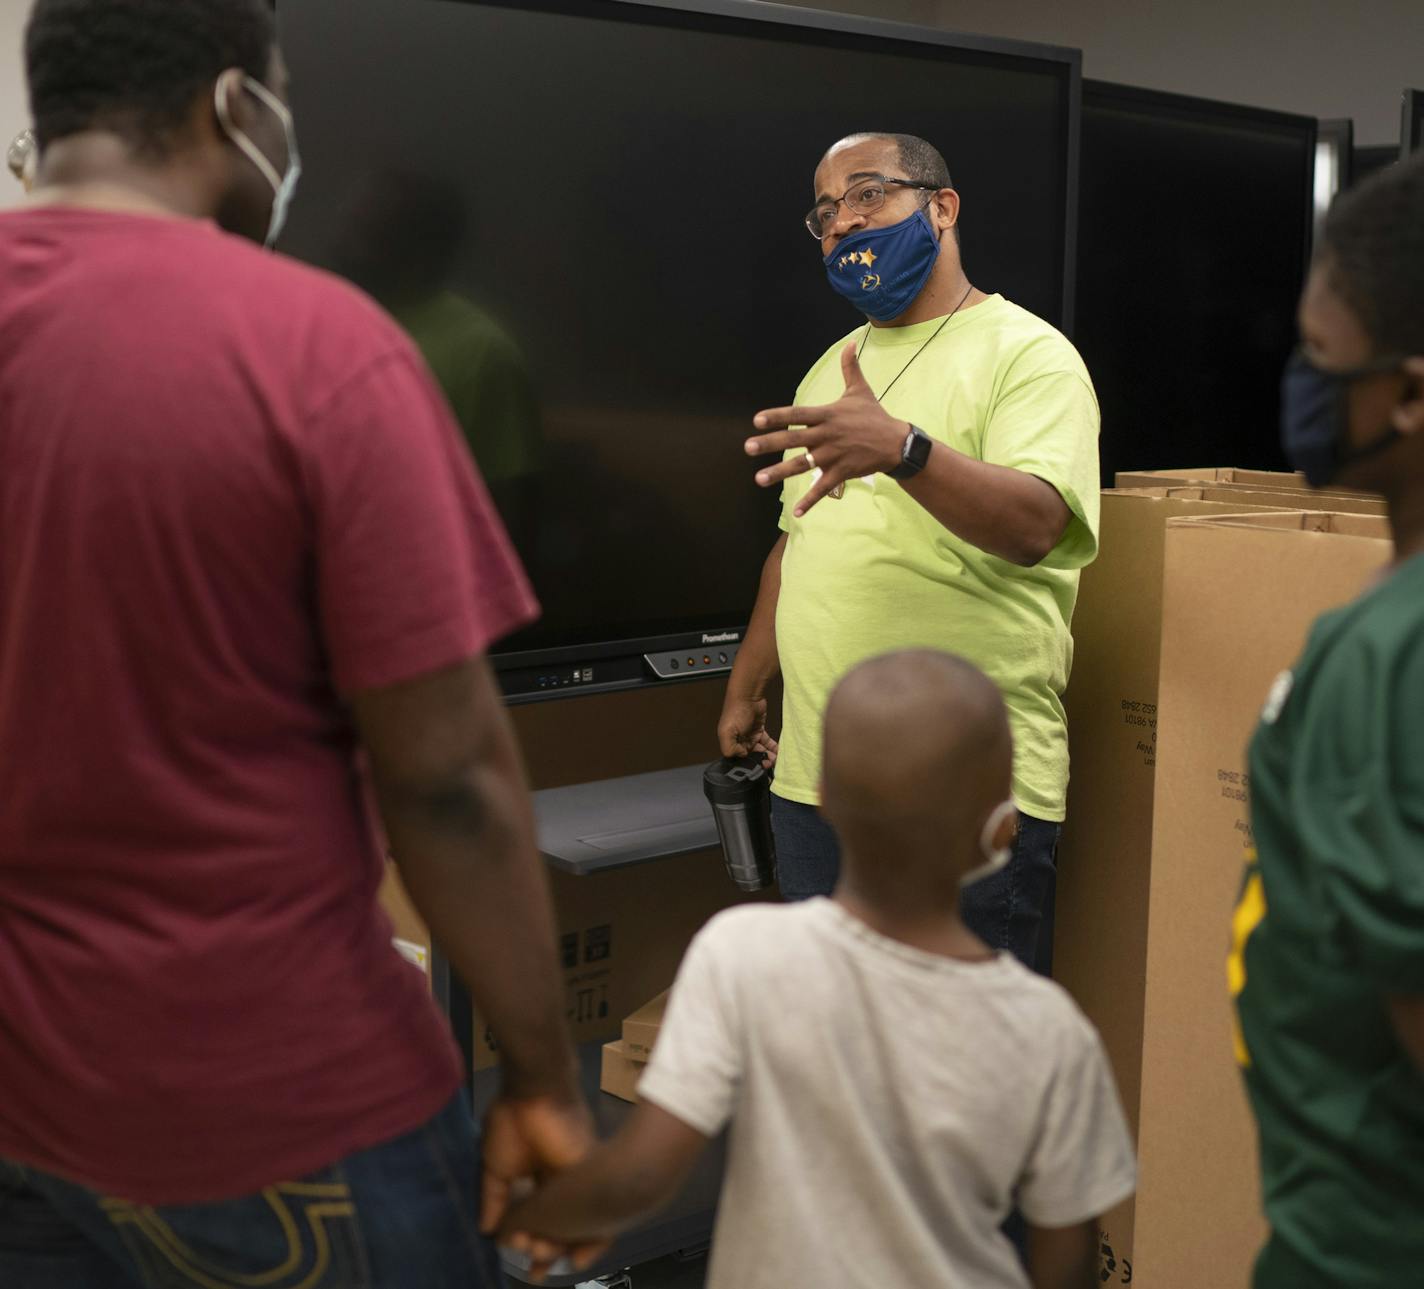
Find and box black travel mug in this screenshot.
[703,755,777,891]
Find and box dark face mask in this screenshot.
[823,209,940,322]
[1280,349,1404,487]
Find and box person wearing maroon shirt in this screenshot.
[0,2,593,1284]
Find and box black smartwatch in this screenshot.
[888,424,933,480]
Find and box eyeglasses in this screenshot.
[805,174,941,239]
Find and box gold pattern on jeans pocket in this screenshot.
[101,1183,356,1289]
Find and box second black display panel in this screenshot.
[1077,81,1316,482]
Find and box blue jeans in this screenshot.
[0,1094,504,1289]
[771,795,1062,975]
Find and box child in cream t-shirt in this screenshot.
[501,650,1135,1289]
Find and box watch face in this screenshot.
[890,426,931,480]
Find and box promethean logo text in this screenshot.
[702,632,740,644]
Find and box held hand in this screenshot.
[479,1093,594,1229]
[500,1206,606,1285]
[501,1228,600,1286]
[717,696,778,767]
[481,1095,609,1278]
[746,341,907,516]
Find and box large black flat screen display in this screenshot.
[1076,82,1314,481]
[277,0,1079,682]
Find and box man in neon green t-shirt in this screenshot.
[717,132,1099,972]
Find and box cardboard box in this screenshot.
[474,848,757,1070]
[379,863,432,986]
[1055,490,1305,1274]
[1112,465,1378,495]
[1132,511,1391,1289]
[622,990,669,1062]
[379,845,750,1064]
[600,1039,642,1103]
[1113,466,1307,490]
[1129,484,1387,517]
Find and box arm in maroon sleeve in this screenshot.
[304,348,589,1225]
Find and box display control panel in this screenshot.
[499,635,744,703]
[643,642,740,680]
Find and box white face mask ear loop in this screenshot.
[214,75,283,196]
[961,798,1018,888]
[979,799,1017,856]
[242,78,299,173]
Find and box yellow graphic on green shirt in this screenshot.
[1228,850,1267,1068]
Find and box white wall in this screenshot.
[0,0,28,211]
[782,0,1422,145]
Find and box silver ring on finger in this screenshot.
[804,451,816,471]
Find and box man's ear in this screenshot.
[930,187,961,238]
[1393,356,1424,437]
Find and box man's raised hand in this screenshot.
[745,342,907,516]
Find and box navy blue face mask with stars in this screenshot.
[823,208,941,322]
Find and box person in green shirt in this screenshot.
[1229,154,1424,1287]
[328,171,544,536]
[717,131,1099,973]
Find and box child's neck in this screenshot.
[833,886,995,963]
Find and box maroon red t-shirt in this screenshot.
[0,208,538,1203]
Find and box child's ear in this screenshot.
[1392,357,1424,436]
